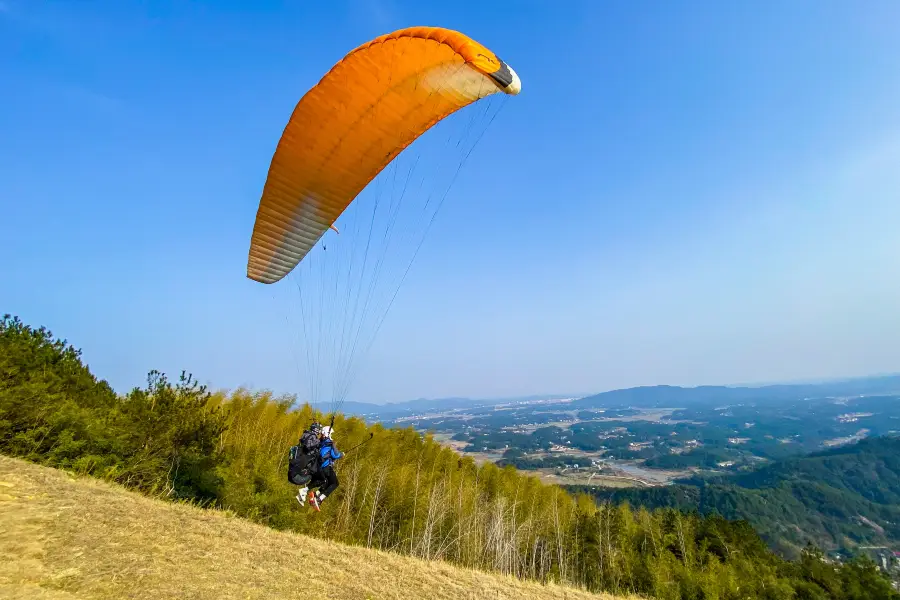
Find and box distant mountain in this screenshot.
[332,401,386,416]
[585,435,900,559]
[335,375,900,420]
[573,375,900,409]
[337,394,577,419]
[335,398,483,418]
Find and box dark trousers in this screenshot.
[315,465,339,499]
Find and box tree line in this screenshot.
[1,314,897,600]
[593,435,900,560]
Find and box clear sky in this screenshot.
[3,1,900,404]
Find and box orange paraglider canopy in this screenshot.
[246,26,521,284]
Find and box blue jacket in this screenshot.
[319,439,343,468]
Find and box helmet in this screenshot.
[309,422,322,434]
[321,426,333,439]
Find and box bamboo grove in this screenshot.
[1,314,896,600]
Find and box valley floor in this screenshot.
[0,455,629,600]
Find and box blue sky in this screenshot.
[3,1,899,403]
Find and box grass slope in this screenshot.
[0,455,627,600]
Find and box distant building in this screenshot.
[836,412,873,423]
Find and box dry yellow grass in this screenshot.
[0,455,633,600]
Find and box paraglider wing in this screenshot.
[246,26,521,284]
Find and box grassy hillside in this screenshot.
[5,313,899,599]
[0,455,623,600]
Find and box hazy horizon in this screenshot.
[346,371,900,407]
[3,2,900,403]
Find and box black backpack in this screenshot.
[287,430,321,486]
[300,429,320,453]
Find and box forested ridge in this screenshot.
[2,314,897,600]
[588,436,900,560]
